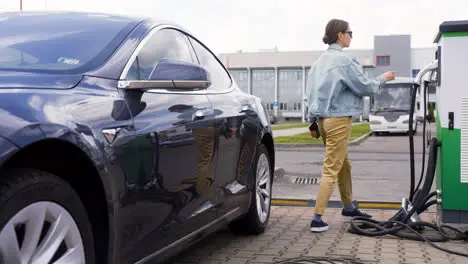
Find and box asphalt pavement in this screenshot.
[272,124,436,203]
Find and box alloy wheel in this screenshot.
[0,201,85,264]
[256,153,271,223]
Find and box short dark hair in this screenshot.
[322,19,349,45]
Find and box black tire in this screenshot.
[229,144,272,235]
[0,168,95,264]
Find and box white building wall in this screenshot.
[411,47,437,70]
[218,44,436,121]
[218,49,375,69]
[219,47,436,70]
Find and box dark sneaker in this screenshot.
[341,208,372,220]
[310,220,329,232]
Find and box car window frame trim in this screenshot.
[118,24,237,95]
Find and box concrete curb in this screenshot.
[274,131,372,149]
[348,131,372,146]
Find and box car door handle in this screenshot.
[102,126,134,145]
[193,108,214,121]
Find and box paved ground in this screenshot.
[273,126,435,203]
[167,124,466,263]
[169,206,468,264]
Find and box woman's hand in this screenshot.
[383,71,396,81]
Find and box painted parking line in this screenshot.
[271,198,401,210]
[271,199,309,206]
[357,202,402,209]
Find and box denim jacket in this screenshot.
[306,43,386,121]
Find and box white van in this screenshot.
[369,77,418,135]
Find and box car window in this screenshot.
[126,28,194,80]
[187,36,232,90]
[0,13,137,73]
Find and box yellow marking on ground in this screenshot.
[271,199,308,206]
[358,202,401,209]
[271,199,401,209]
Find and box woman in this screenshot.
[306,19,396,233]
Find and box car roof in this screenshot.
[0,11,189,30]
[0,11,199,78]
[0,11,195,43]
[0,11,144,24]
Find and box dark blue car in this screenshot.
[0,12,275,264]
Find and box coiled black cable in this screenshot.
[408,81,418,202]
[347,80,468,258]
[412,80,429,200]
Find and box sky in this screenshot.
[0,0,467,54]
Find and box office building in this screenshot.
[218,35,436,121]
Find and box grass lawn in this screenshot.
[272,123,309,131]
[274,123,371,144]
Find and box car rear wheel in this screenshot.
[0,169,95,264]
[229,144,272,235]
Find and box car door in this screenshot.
[117,28,218,263]
[187,35,261,217]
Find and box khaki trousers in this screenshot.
[194,127,215,195]
[314,117,353,216]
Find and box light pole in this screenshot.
[20,0,22,11]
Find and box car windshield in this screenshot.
[371,83,413,112]
[0,12,137,73]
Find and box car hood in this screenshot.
[0,71,83,89]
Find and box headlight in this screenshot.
[402,119,409,124]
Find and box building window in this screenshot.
[251,69,275,109]
[297,70,302,80]
[278,68,302,112]
[376,55,390,66]
[229,69,249,93]
[412,69,420,78]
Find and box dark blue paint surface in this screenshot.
[0,12,141,74]
[0,11,274,264]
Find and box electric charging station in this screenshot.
[348,21,468,257]
[431,20,468,225]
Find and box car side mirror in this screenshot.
[118,59,211,90]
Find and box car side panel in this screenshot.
[0,136,19,163]
[0,77,141,264]
[119,90,219,263]
[206,89,263,217]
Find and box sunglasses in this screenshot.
[344,31,353,38]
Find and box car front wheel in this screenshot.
[229,144,272,235]
[0,169,95,264]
